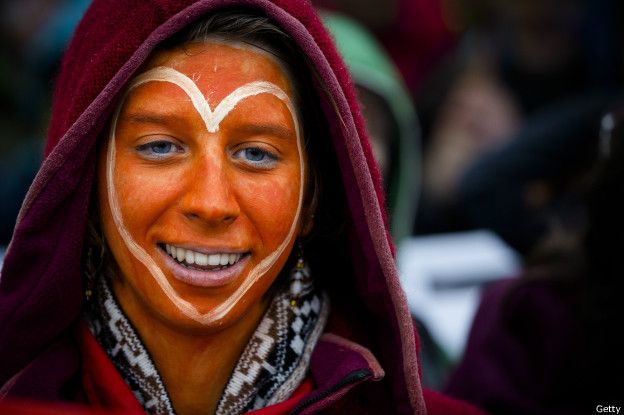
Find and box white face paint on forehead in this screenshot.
[130,67,291,133]
[105,65,304,325]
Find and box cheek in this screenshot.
[116,163,173,204]
[237,167,301,244]
[113,160,184,232]
[97,156,144,278]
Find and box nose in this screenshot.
[179,152,240,227]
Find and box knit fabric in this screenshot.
[216,285,329,414]
[84,277,174,414]
[85,275,328,415]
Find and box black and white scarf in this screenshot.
[85,277,328,414]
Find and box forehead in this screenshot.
[141,41,295,104]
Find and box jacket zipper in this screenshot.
[289,369,372,415]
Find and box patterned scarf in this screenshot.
[85,276,328,414]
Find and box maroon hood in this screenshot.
[0,0,423,413]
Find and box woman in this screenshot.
[445,106,624,414]
[0,1,484,414]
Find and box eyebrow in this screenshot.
[233,123,295,140]
[121,112,295,139]
[121,112,187,126]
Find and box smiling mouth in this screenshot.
[160,243,246,271]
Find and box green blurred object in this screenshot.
[320,10,421,243]
[321,11,453,390]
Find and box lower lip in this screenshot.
[159,248,249,288]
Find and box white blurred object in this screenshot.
[397,230,521,361]
[0,246,4,271]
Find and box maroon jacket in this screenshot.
[0,1,485,413]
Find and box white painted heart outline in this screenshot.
[105,66,304,325]
[130,67,292,133]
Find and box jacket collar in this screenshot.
[293,333,384,414]
[78,324,384,414]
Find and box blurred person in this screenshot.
[421,66,520,212]
[455,92,613,255]
[321,11,451,390]
[0,0,91,245]
[415,0,622,236]
[444,103,624,414]
[0,1,487,414]
[313,0,457,93]
[320,11,421,242]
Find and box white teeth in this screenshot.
[207,254,221,266]
[185,250,195,265]
[195,252,208,266]
[164,244,242,268]
[176,247,185,262]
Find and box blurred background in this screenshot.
[0,0,91,249]
[2,0,623,413]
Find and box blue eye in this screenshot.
[233,147,278,169]
[244,148,267,161]
[136,140,183,160]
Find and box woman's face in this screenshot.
[97,41,305,333]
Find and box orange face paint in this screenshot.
[97,42,305,332]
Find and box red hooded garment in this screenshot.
[0,1,485,414]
